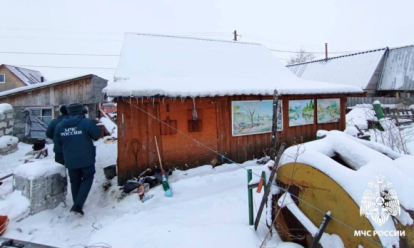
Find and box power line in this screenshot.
[0,51,120,56]
[13,65,116,70]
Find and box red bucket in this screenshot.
[0,215,9,236]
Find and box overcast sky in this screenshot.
[1,0,413,81]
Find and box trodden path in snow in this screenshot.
[1,139,301,248]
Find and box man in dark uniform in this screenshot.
[54,103,101,216]
[46,105,68,165]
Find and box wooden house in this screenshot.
[0,74,107,141]
[288,45,414,103]
[104,33,364,185]
[0,64,45,92]
[377,45,414,98]
[287,48,387,97]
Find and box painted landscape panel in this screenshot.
[317,98,340,123]
[289,99,314,127]
[232,100,282,136]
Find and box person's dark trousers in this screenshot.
[68,165,95,208]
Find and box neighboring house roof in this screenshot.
[378,45,414,91]
[1,64,44,85]
[0,74,93,98]
[104,33,363,97]
[287,48,387,89]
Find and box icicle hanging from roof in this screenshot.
[192,98,198,121]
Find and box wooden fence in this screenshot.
[347,97,398,107]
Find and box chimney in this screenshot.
[325,43,328,61]
[40,76,44,82]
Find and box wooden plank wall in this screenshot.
[117,94,348,185]
[159,98,218,169]
[216,95,276,163]
[116,99,163,185]
[0,77,94,106]
[216,94,347,163]
[282,95,347,146]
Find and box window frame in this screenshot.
[0,74,5,83]
[27,106,55,125]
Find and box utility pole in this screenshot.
[325,43,328,61]
[233,30,238,41]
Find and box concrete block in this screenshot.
[0,129,3,136]
[0,122,6,129]
[5,128,12,135]
[14,173,67,215]
[0,142,18,155]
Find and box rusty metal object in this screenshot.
[274,162,382,247]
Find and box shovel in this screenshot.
[154,136,173,197]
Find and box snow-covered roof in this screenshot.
[287,49,387,89]
[0,74,92,98]
[378,45,414,91]
[280,131,413,247]
[103,33,363,97]
[1,64,44,86]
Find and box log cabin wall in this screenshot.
[117,94,348,185]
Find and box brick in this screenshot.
[5,128,12,135]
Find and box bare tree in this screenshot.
[241,102,260,128]
[287,49,315,65]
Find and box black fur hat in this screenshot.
[60,105,68,115]
[67,103,84,115]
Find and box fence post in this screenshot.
[261,171,267,189]
[248,169,253,225]
[373,100,384,131]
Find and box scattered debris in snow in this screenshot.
[99,117,117,138]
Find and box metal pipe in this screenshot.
[310,212,332,248]
[248,169,253,225]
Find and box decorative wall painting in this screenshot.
[317,98,340,123]
[289,99,314,127]
[232,100,282,136]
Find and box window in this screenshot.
[30,108,53,125]
[0,74,5,83]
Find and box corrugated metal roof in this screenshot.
[2,64,44,85]
[378,45,414,91]
[287,48,387,89]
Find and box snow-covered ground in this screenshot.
[0,139,300,248]
[346,104,414,155]
[1,104,413,247]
